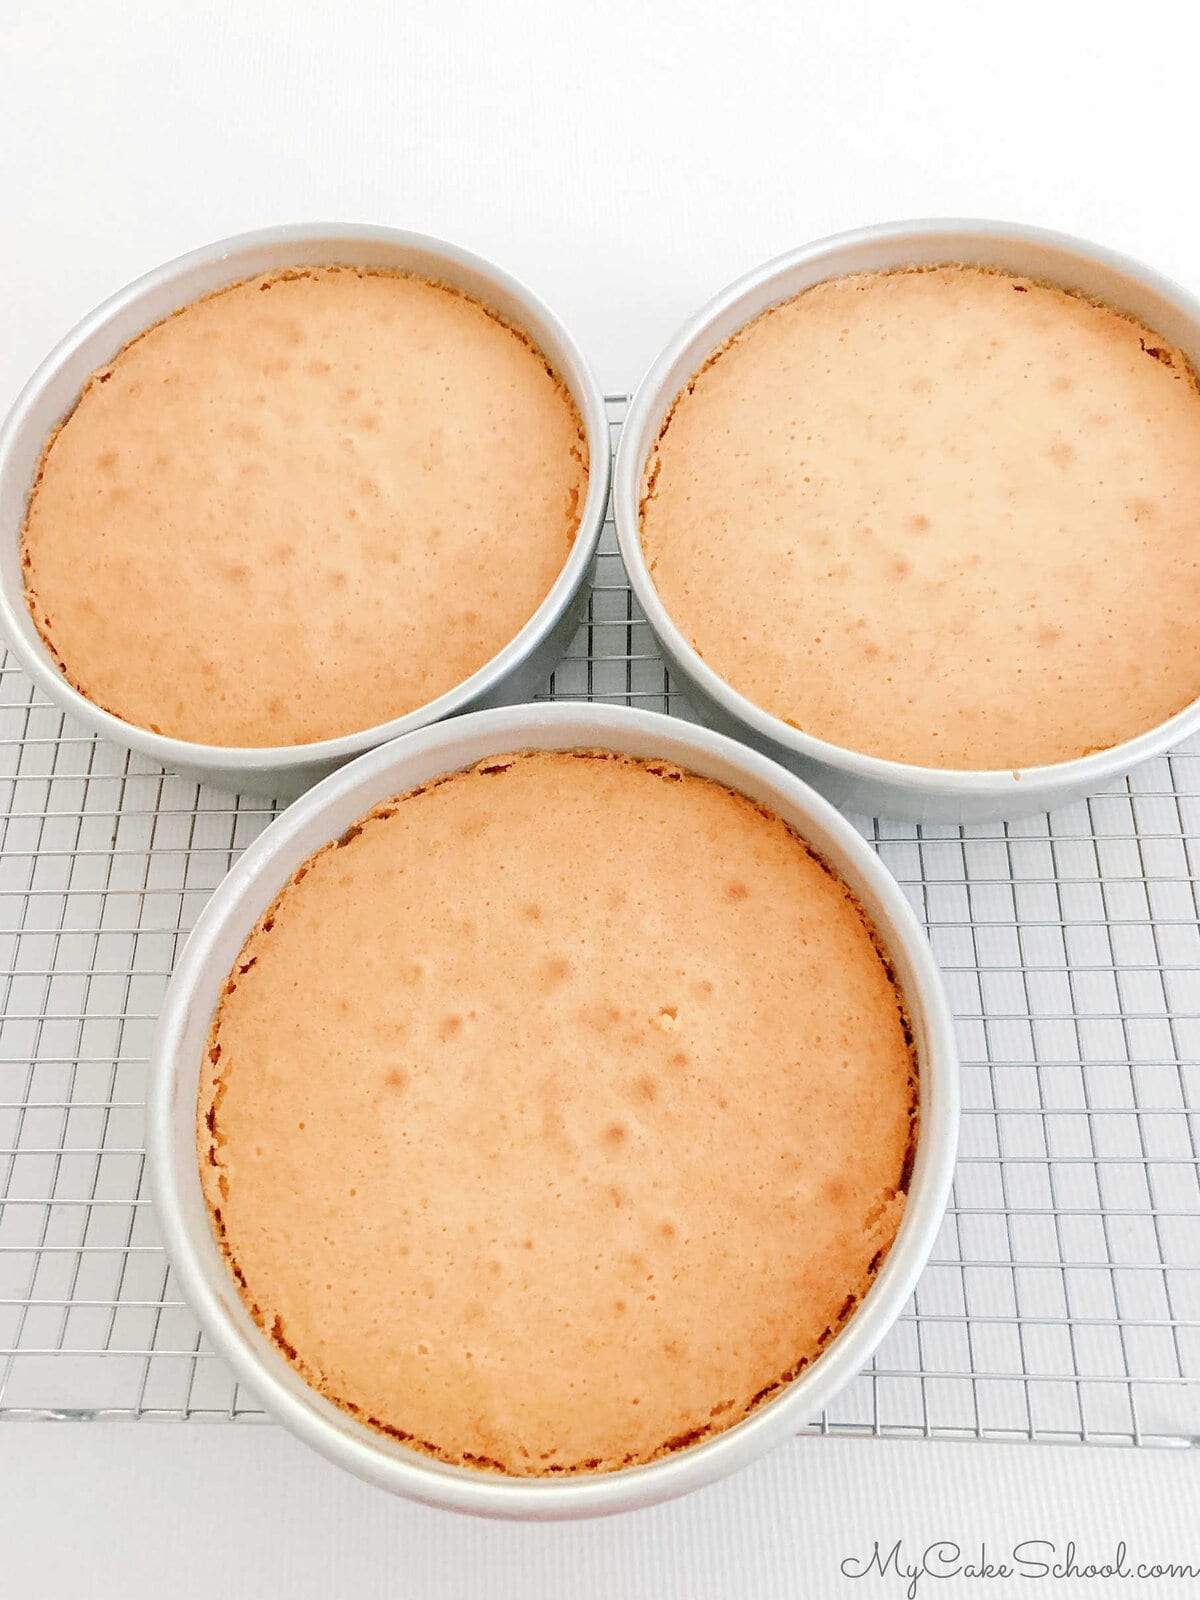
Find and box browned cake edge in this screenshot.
[21,266,588,743]
[197,750,920,1476]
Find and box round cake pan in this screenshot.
[0,223,611,799]
[148,701,958,1519]
[613,219,1200,824]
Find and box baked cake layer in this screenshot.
[640,265,1200,769]
[199,750,917,1475]
[23,267,586,746]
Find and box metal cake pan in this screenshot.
[613,219,1200,823]
[148,702,959,1518]
[0,223,611,799]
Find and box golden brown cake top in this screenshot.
[640,265,1200,770]
[23,267,586,747]
[199,750,917,1476]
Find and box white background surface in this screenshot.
[2,1,1199,1595]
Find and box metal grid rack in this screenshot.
[1,396,1197,1447]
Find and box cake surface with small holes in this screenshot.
[22,267,587,746]
[198,749,917,1475]
[639,265,1200,770]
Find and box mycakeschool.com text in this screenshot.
[839,1540,1199,1595]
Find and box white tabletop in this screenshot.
[2,2,1199,1595]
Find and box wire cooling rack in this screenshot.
[1,396,1198,1447]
